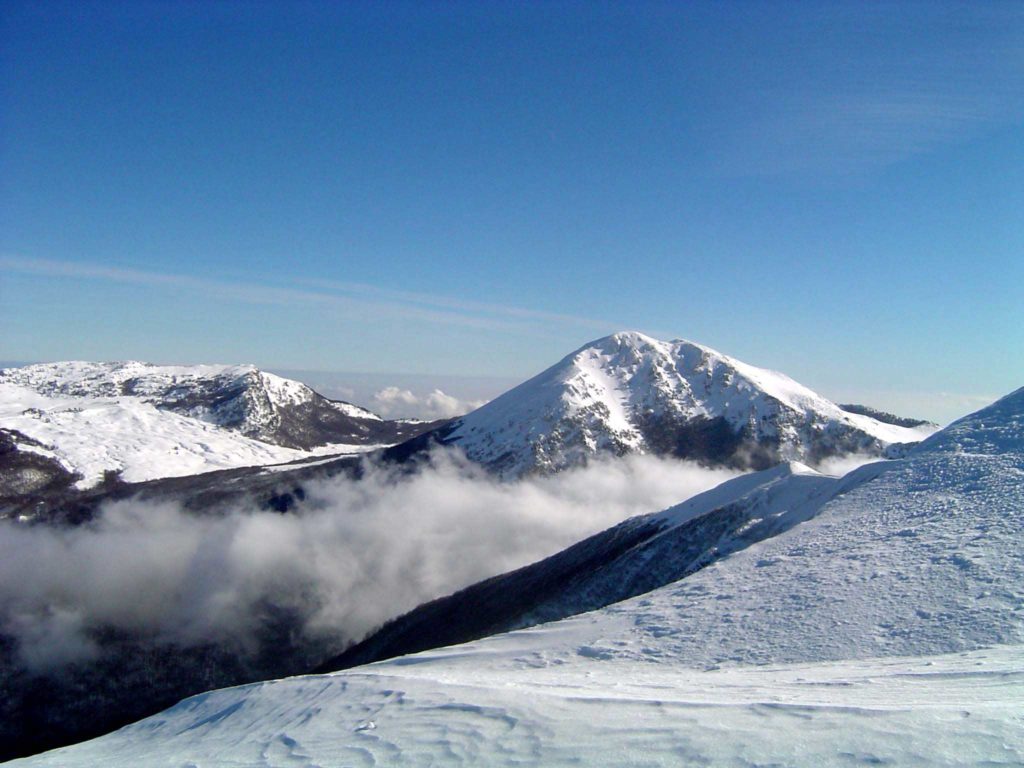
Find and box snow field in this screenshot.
[11,644,1021,767]
[0,382,375,487]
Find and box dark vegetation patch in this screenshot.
[0,429,80,501]
[0,609,338,762]
[636,414,780,470]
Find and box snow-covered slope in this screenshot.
[334,387,1022,672]
[16,388,1022,766]
[0,362,434,489]
[16,646,1019,767]
[431,331,936,477]
[324,461,843,671]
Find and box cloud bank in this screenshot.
[0,450,741,672]
[371,387,487,420]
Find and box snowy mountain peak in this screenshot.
[438,332,936,477]
[581,331,838,413]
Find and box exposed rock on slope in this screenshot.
[416,332,936,477]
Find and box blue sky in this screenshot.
[1,1,1021,422]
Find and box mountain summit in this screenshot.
[427,331,934,476]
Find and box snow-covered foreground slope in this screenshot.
[0,362,432,489]
[16,387,1022,766]
[14,645,1020,767]
[324,461,842,671]
[434,331,936,477]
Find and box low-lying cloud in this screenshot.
[371,386,487,420]
[0,449,741,672]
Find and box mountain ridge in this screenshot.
[321,384,1019,674]
[416,331,936,476]
[0,361,444,494]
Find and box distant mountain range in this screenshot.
[0,361,444,499]
[0,336,939,518]
[400,332,937,476]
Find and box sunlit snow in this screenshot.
[14,388,1021,766]
[0,362,386,487]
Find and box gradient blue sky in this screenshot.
[2,1,1021,422]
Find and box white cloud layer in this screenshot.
[0,449,741,672]
[371,386,487,420]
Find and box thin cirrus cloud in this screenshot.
[291,276,608,330]
[0,255,610,335]
[706,7,1024,178]
[729,87,1023,178]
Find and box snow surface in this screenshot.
[330,400,384,421]
[1,361,382,425]
[445,331,938,476]
[0,361,252,398]
[0,381,378,487]
[15,388,1022,766]
[0,362,385,487]
[652,459,831,528]
[11,645,1020,767]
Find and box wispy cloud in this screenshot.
[729,86,1021,178]
[709,5,1024,177]
[0,255,611,334]
[292,276,608,330]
